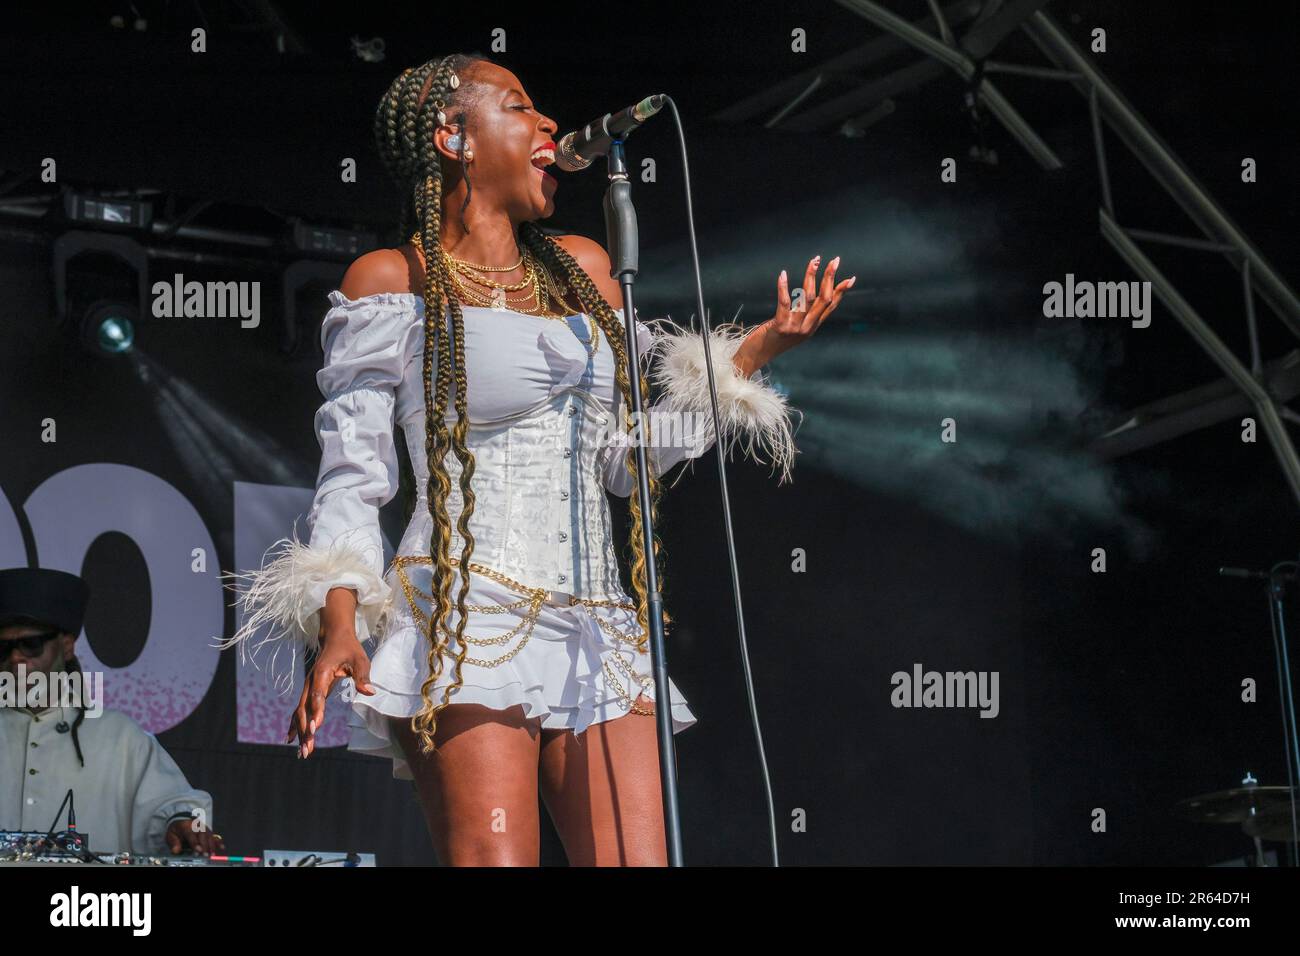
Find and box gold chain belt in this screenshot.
[391,555,654,716]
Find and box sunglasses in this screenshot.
[0,630,60,658]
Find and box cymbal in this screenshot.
[1242,805,1300,842]
[1174,786,1296,824]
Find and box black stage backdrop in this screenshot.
[0,2,1296,864]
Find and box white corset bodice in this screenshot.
[399,389,625,599]
[226,285,797,661]
[306,290,718,605]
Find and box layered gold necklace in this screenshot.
[409,233,599,355]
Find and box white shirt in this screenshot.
[0,705,213,855]
[226,291,797,664]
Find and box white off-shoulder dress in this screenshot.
[227,290,797,780]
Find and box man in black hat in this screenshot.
[0,567,224,857]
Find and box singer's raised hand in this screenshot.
[733,255,854,377]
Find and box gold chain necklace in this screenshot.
[409,233,600,355]
[446,249,524,272]
[411,232,550,312]
[447,257,532,292]
[449,257,549,312]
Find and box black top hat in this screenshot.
[0,568,89,635]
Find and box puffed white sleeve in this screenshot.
[601,315,800,497]
[220,292,419,674]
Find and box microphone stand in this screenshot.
[1222,562,1300,865]
[1263,565,1300,865]
[603,137,684,866]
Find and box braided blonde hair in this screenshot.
[374,55,667,754]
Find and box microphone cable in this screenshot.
[659,95,781,867]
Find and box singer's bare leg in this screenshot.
[538,693,669,866]
[387,704,542,866]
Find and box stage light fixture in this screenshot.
[63,191,152,230]
[82,300,137,355]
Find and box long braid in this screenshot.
[521,223,667,654]
[375,53,486,753]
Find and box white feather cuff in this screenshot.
[645,317,801,484]
[218,529,393,691]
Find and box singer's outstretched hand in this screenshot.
[733,255,854,377]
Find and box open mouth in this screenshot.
[530,141,557,184]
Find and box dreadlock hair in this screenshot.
[64,651,87,767]
[373,54,667,756]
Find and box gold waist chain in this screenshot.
[391,555,654,716]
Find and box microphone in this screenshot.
[554,94,667,172]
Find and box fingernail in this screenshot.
[780,269,787,282]
[832,256,841,268]
[848,276,857,287]
[309,719,316,733]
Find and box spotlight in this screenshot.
[97,314,134,352]
[82,300,137,355]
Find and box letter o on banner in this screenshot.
[24,463,221,732]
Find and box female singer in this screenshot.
[227,53,852,865]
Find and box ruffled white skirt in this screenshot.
[346,559,697,780]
